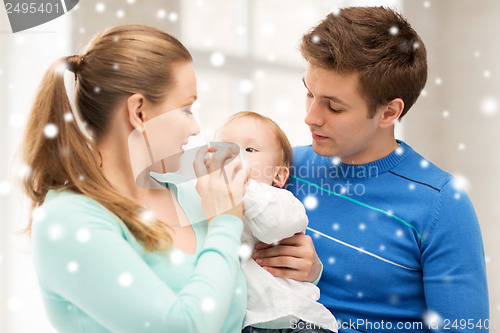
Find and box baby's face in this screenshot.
[216,117,282,186]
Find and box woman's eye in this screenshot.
[183,106,193,115]
[306,92,313,98]
[245,147,257,153]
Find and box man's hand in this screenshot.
[252,233,322,282]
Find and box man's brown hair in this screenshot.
[300,6,427,119]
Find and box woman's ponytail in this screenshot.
[18,24,193,252]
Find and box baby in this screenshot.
[216,112,337,332]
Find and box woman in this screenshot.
[19,25,247,332]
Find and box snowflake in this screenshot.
[235,288,242,295]
[396,229,404,238]
[76,228,91,243]
[169,12,178,22]
[303,195,318,210]
[236,26,246,36]
[67,261,79,273]
[0,180,11,196]
[116,9,125,18]
[357,291,364,298]
[442,110,450,118]
[238,79,253,94]
[474,51,480,57]
[451,174,470,191]
[413,41,420,49]
[64,112,74,122]
[55,62,68,76]
[458,143,466,151]
[332,223,340,231]
[483,70,491,78]
[328,257,335,264]
[170,249,185,265]
[144,322,151,328]
[9,113,25,128]
[420,89,428,97]
[139,209,156,224]
[126,0,135,4]
[201,298,215,312]
[267,53,276,62]
[331,157,341,166]
[44,123,58,139]
[423,1,431,8]
[331,8,340,16]
[95,3,105,13]
[345,274,352,281]
[435,77,442,85]
[118,272,134,287]
[113,63,120,71]
[395,146,404,155]
[32,207,46,222]
[423,310,443,329]
[94,86,101,94]
[379,245,386,251]
[7,297,22,311]
[79,27,85,34]
[48,224,64,240]
[389,26,399,36]
[210,52,225,67]
[157,9,166,19]
[359,223,366,231]
[261,23,275,37]
[238,243,252,260]
[480,96,498,116]
[311,35,320,43]
[420,159,429,168]
[408,183,416,191]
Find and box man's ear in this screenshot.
[272,166,290,188]
[378,98,404,128]
[127,93,146,129]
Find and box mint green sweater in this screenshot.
[32,188,247,332]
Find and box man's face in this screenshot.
[303,63,384,164]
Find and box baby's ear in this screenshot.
[272,166,290,188]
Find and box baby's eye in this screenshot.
[245,147,257,153]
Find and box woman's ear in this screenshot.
[127,93,146,129]
[272,166,290,188]
[378,98,404,128]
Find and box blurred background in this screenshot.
[0,0,499,331]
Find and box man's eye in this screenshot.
[328,105,343,113]
[245,147,257,153]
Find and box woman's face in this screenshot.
[140,62,200,172]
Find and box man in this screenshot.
[253,6,488,333]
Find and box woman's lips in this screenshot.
[311,132,329,141]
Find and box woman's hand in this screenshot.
[193,144,247,221]
[252,233,322,282]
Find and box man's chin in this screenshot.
[312,141,337,157]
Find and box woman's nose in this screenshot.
[190,118,201,136]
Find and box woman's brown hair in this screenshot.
[19,25,192,251]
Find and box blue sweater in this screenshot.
[287,141,489,333]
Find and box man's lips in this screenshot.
[311,132,329,141]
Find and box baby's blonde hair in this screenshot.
[220,111,293,169]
